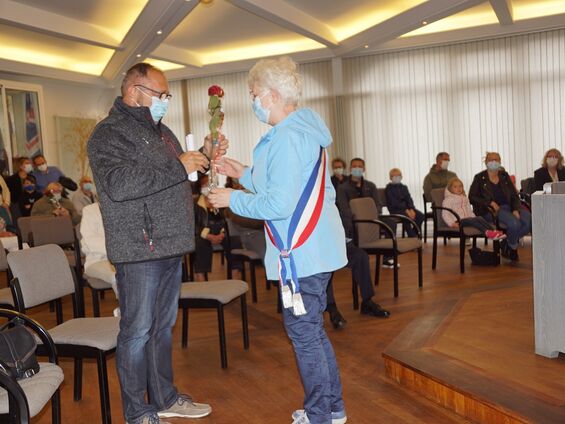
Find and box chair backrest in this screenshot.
[17,216,33,245]
[30,216,75,246]
[349,197,381,246]
[0,239,7,272]
[376,188,387,209]
[520,177,535,195]
[7,244,75,309]
[430,188,450,229]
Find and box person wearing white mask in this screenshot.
[330,158,347,190]
[31,154,67,193]
[423,152,458,201]
[30,181,81,225]
[469,152,531,262]
[534,148,565,191]
[72,175,98,215]
[6,157,32,211]
[385,168,424,237]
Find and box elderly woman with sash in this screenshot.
[209,56,348,424]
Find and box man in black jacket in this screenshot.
[88,63,224,424]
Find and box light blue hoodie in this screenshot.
[230,108,347,280]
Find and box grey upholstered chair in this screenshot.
[7,244,118,424]
[179,280,249,368]
[350,197,423,297]
[0,243,13,309]
[0,308,64,423]
[430,188,485,273]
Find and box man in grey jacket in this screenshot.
[88,63,225,424]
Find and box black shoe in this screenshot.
[509,247,519,262]
[329,309,347,330]
[360,300,390,318]
[499,240,510,259]
[382,258,400,269]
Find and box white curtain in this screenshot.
[342,29,565,208]
[162,79,185,142]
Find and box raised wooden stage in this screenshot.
[383,279,565,423]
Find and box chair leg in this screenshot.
[432,234,438,270]
[250,262,257,303]
[74,358,83,401]
[424,217,428,243]
[241,262,247,282]
[276,283,282,314]
[352,271,359,310]
[443,236,447,245]
[182,306,189,348]
[393,255,399,297]
[52,388,61,424]
[226,258,233,279]
[55,299,63,325]
[96,351,112,424]
[418,249,423,288]
[92,289,101,318]
[460,237,466,273]
[240,295,249,350]
[217,304,228,368]
[100,290,105,300]
[374,254,381,286]
[266,279,271,290]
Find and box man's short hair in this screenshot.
[350,157,365,167]
[332,158,346,168]
[32,154,45,164]
[436,152,449,161]
[121,62,160,96]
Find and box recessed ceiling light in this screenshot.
[122,72,126,75]
[364,45,369,49]
[156,30,163,35]
[136,54,141,58]
[422,21,428,25]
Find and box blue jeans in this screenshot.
[282,272,345,424]
[485,205,531,249]
[115,256,182,423]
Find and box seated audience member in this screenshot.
[72,176,98,215]
[423,152,457,201]
[469,152,531,261]
[534,148,565,191]
[337,157,396,268]
[31,182,81,225]
[19,175,42,217]
[31,154,76,193]
[385,168,424,237]
[0,187,15,236]
[331,158,347,190]
[80,202,117,297]
[442,178,506,240]
[6,157,32,212]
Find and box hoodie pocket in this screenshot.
[143,203,155,252]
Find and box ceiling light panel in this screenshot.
[145,58,185,71]
[163,1,325,65]
[285,0,427,41]
[16,0,148,43]
[402,3,498,37]
[512,0,565,20]
[0,24,114,75]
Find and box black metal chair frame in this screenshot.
[0,308,61,424]
[352,214,423,297]
[10,268,114,424]
[179,292,249,369]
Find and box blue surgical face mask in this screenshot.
[391,176,402,184]
[252,93,270,124]
[149,97,169,122]
[24,185,34,192]
[350,167,364,178]
[83,183,93,191]
[486,161,500,171]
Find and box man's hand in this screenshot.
[208,187,234,209]
[54,207,69,217]
[215,157,245,179]
[512,210,520,220]
[203,133,229,160]
[179,151,209,174]
[490,201,500,213]
[406,209,416,220]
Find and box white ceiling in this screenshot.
[0,0,564,87]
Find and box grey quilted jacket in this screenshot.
[87,97,194,263]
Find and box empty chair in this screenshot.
[8,244,119,424]
[0,308,63,423]
[350,197,422,297]
[178,280,249,368]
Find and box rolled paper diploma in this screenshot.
[184,134,198,182]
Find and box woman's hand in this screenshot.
[208,187,233,209]
[203,133,229,159]
[215,157,246,179]
[490,201,500,213]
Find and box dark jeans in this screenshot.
[483,205,531,249]
[460,216,494,233]
[327,241,374,305]
[115,256,182,423]
[282,272,345,424]
[388,209,425,237]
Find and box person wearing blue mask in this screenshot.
[72,176,99,215]
[208,56,348,424]
[18,175,42,217]
[385,168,424,237]
[469,152,531,261]
[88,62,225,424]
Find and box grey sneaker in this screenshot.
[158,394,212,419]
[127,414,170,424]
[292,409,347,424]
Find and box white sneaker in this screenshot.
[292,409,347,424]
[382,258,400,269]
[113,307,121,317]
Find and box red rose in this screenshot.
[208,85,224,97]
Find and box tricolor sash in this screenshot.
[265,147,326,316]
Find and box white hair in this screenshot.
[248,56,302,105]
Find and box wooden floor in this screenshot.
[17,237,544,424]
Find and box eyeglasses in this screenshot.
[249,90,269,101]
[134,84,172,101]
